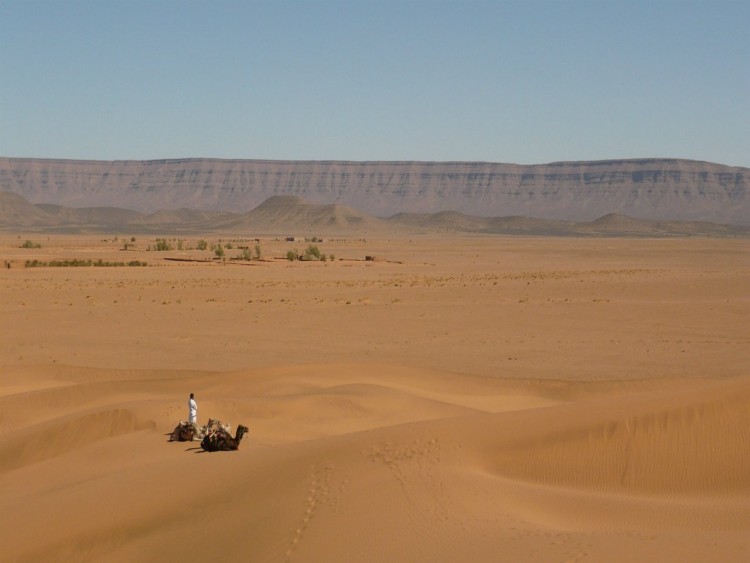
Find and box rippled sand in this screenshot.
[1,235,748,562]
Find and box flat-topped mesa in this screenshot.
[0,157,748,224]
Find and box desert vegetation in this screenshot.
[303,245,322,260]
[149,238,172,251]
[24,259,147,268]
[283,244,334,262]
[235,242,262,261]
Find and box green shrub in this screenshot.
[304,245,321,260]
[154,238,172,251]
[24,259,147,268]
[286,249,298,261]
[197,239,208,250]
[21,240,41,249]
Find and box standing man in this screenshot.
[188,393,198,425]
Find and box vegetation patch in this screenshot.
[283,245,334,262]
[25,259,147,268]
[152,238,173,251]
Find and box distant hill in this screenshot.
[2,191,748,237]
[386,209,749,237]
[36,204,142,226]
[388,211,494,232]
[129,208,238,229]
[224,195,388,233]
[0,191,60,227]
[1,157,748,225]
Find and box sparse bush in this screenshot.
[21,240,41,249]
[304,245,322,260]
[241,247,253,261]
[286,249,298,261]
[25,259,146,268]
[214,244,225,258]
[177,239,184,250]
[254,243,262,260]
[154,238,172,251]
[197,239,208,251]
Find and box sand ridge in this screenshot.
[1,235,749,561]
[2,364,749,562]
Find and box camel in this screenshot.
[169,418,231,442]
[200,425,249,452]
[169,421,198,442]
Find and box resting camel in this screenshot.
[170,418,231,442]
[170,421,198,442]
[201,425,249,452]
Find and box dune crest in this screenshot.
[1,235,748,562]
[2,363,750,561]
[479,377,750,495]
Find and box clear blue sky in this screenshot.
[1,0,748,166]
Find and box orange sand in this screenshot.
[1,235,749,562]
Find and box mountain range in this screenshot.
[2,191,748,237]
[1,157,748,225]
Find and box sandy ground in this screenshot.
[1,234,749,562]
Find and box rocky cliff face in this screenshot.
[1,157,748,224]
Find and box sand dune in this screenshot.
[1,235,749,562]
[2,364,748,562]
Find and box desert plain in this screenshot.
[1,232,749,562]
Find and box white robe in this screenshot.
[188,398,197,424]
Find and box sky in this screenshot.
[1,0,748,166]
